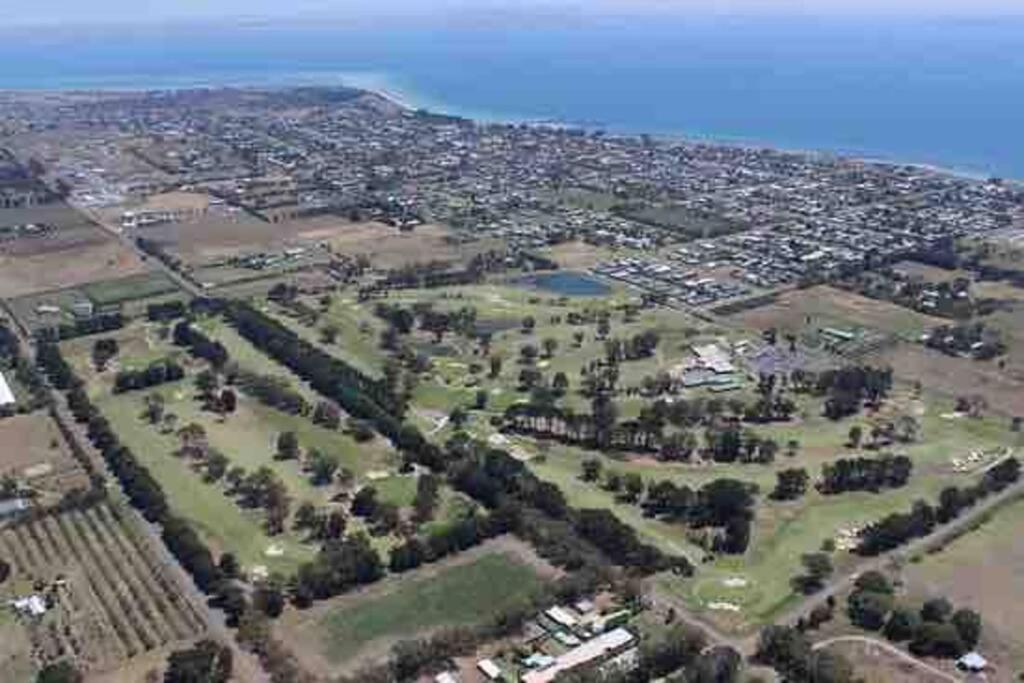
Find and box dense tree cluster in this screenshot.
[36,312,124,342]
[754,625,855,683]
[233,369,309,416]
[925,321,1005,359]
[845,572,982,659]
[817,454,913,494]
[164,639,233,683]
[172,321,229,369]
[858,457,1020,555]
[292,534,384,605]
[789,365,893,420]
[147,300,188,322]
[112,358,185,393]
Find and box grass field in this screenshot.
[278,540,551,673]
[61,319,401,574]
[525,391,1017,633]
[80,272,179,306]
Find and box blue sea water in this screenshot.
[1,14,1022,178]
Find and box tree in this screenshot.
[276,431,300,460]
[921,597,953,623]
[623,473,645,503]
[489,355,503,378]
[521,316,536,334]
[793,553,833,594]
[847,425,862,448]
[581,458,603,482]
[309,449,340,486]
[542,337,559,358]
[195,369,219,399]
[854,570,893,595]
[144,393,166,425]
[847,589,892,631]
[352,487,378,517]
[204,451,229,483]
[295,501,318,530]
[449,407,469,430]
[0,558,9,584]
[883,607,921,642]
[218,553,239,580]
[91,338,119,371]
[164,639,233,683]
[36,662,82,683]
[219,389,237,415]
[320,324,340,344]
[910,622,966,658]
[552,371,570,396]
[313,401,342,429]
[951,608,982,649]
[771,468,809,501]
[474,389,488,410]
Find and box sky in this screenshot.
[9,0,1024,27]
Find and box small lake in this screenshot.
[514,271,611,297]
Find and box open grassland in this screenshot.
[902,495,1024,677]
[728,285,946,342]
[0,502,206,679]
[277,538,553,675]
[868,341,1024,417]
[61,320,400,573]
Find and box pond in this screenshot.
[514,271,611,297]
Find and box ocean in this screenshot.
[1,13,1022,179]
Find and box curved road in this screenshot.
[812,636,963,683]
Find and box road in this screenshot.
[812,635,964,683]
[79,204,205,298]
[0,303,268,680]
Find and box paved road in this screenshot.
[79,205,205,298]
[812,635,964,683]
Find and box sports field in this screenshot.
[278,539,553,674]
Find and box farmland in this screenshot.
[277,538,555,675]
[0,502,206,679]
[0,200,149,299]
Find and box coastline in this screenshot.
[1,72,1015,185]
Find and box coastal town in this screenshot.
[3,85,1024,683]
[1,87,1021,311]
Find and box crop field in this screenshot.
[277,537,555,676]
[61,318,402,574]
[0,502,206,679]
[0,413,91,505]
[727,285,946,344]
[901,495,1024,676]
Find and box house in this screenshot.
[434,672,459,683]
[10,595,47,617]
[0,371,15,407]
[521,628,636,683]
[0,499,29,520]
[545,606,579,629]
[957,652,988,672]
[476,658,502,680]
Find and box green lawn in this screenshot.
[61,319,402,574]
[81,272,180,306]
[525,393,1018,633]
[315,552,546,663]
